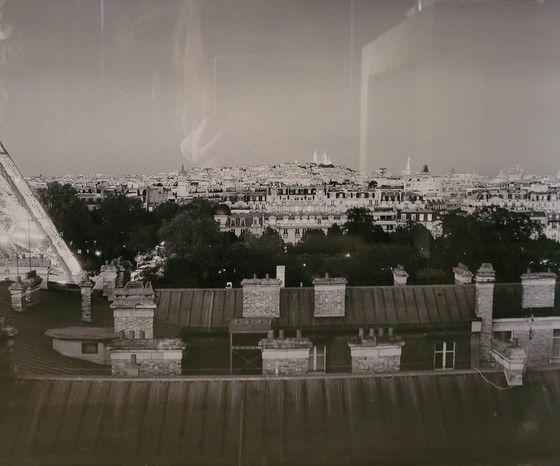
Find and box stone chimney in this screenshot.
[258,335,313,375]
[8,278,25,312]
[392,265,408,286]
[276,265,286,288]
[475,263,496,367]
[520,271,557,309]
[347,328,404,373]
[99,261,118,300]
[109,281,184,376]
[453,263,473,285]
[79,273,94,323]
[111,282,156,339]
[313,274,347,317]
[241,275,282,318]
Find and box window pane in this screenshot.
[445,351,455,369]
[434,352,443,369]
[434,342,444,352]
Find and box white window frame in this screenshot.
[309,345,327,373]
[433,341,455,370]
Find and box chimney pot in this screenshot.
[265,273,269,279]
[325,272,329,279]
[359,328,364,338]
[369,328,375,337]
[388,327,394,337]
[279,329,285,339]
[296,329,302,338]
[267,330,274,339]
[378,327,384,337]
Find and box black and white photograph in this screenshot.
[1,0,560,464]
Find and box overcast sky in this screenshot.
[0,0,558,177]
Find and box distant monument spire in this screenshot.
[405,157,411,176]
[313,150,318,164]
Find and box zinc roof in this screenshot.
[1,369,560,465]
[155,284,477,332]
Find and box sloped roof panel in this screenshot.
[156,285,477,332]
[2,370,560,465]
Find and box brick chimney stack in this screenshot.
[241,276,282,318]
[520,271,557,309]
[313,274,347,317]
[475,263,496,367]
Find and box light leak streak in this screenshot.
[100,0,105,88]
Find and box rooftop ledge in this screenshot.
[45,327,117,341]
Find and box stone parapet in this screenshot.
[313,275,347,317]
[241,276,282,318]
[348,336,404,373]
[520,272,557,309]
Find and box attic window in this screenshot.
[82,342,98,354]
[433,341,455,370]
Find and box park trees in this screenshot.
[37,182,93,259]
[434,206,549,281]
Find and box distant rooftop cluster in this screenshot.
[26,157,560,244]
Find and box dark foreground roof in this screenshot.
[1,369,560,465]
[156,284,476,333]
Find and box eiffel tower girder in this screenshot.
[0,140,83,284]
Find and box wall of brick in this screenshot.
[111,349,183,376]
[113,309,154,339]
[521,273,557,309]
[111,358,182,376]
[313,277,347,317]
[241,278,281,317]
[261,352,310,375]
[351,354,401,373]
[348,342,403,373]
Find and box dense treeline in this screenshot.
[38,182,560,287]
